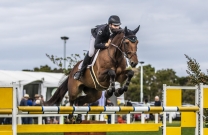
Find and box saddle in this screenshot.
[78,49,108,90]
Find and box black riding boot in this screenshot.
[74,53,92,80]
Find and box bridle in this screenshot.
[109,35,138,62]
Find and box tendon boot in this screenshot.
[74,52,92,80]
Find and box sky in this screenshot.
[0,0,208,77]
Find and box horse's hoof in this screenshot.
[76,119,82,124]
[114,91,120,97]
[114,88,123,97]
[123,86,128,92]
[64,119,70,124]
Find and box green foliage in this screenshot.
[185,54,208,85]
[22,65,62,73]
[127,65,182,102]
[46,53,82,74]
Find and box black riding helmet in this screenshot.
[108,15,121,25]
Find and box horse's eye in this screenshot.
[125,42,129,45]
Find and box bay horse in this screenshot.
[45,26,140,122]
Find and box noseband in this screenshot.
[110,35,137,60]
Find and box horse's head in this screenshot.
[122,26,139,68]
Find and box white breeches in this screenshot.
[78,35,95,70]
[88,35,95,57]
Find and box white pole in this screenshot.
[87,115,90,120]
[38,116,42,125]
[126,114,130,124]
[163,84,167,135]
[155,114,158,123]
[95,114,99,121]
[140,62,144,103]
[141,114,145,124]
[61,36,69,69]
[111,114,115,124]
[12,86,17,135]
[99,114,104,121]
[18,116,21,125]
[169,113,172,123]
[199,83,203,135]
[59,115,63,124]
[195,85,198,135]
[64,40,66,69]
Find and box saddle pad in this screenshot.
[78,49,100,70]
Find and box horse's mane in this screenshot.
[110,29,124,44]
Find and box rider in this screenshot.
[74,15,122,80]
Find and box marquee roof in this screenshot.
[0,70,65,87]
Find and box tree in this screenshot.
[185,54,208,85]
[22,65,63,73]
[185,54,208,115]
[46,53,82,74]
[127,65,180,102]
[127,64,157,102]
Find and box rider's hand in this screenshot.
[105,43,109,47]
[108,39,111,44]
[105,39,111,47]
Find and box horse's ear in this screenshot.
[133,25,140,35]
[124,26,128,34]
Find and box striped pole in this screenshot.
[17,106,199,114]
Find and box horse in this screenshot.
[45,26,140,123]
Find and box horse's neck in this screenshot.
[108,44,126,65]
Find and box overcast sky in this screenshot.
[0,0,207,77]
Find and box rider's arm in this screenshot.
[94,33,108,49]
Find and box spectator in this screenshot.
[98,91,106,121]
[19,94,29,124]
[63,95,69,106]
[33,94,40,106]
[154,96,161,106]
[117,115,126,123]
[34,100,41,106]
[126,99,132,106]
[143,98,150,123]
[154,96,161,122]
[106,98,114,124]
[33,99,41,124]
[48,116,59,124]
[89,100,99,120]
[40,95,44,105]
[27,97,33,124]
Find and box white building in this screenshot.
[0,70,66,104]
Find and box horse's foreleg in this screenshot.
[115,70,134,97]
[105,69,116,99]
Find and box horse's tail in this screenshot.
[44,76,69,106]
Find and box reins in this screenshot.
[109,35,137,62]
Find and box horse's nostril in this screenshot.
[131,62,136,68]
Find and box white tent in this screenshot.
[0,70,66,103]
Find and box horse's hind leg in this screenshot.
[105,69,116,99]
[73,89,102,124]
[75,89,102,105]
[115,69,134,97]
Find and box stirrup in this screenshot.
[74,71,82,80]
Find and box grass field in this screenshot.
[17,121,198,135]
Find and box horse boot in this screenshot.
[74,52,92,80]
[76,114,82,124]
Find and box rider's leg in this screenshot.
[74,35,95,80]
[88,35,95,57]
[74,52,92,80]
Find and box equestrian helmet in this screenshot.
[108,15,121,25]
